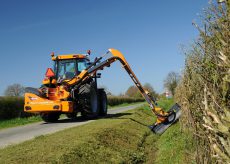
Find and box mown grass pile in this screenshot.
[0,101,194,164]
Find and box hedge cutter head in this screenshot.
[149,103,182,134]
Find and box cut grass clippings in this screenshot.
[0,103,195,164]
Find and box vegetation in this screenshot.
[4,83,25,97]
[175,1,230,163]
[125,83,158,98]
[0,116,42,130]
[0,100,194,164]
[107,95,144,106]
[0,95,144,129]
[164,72,180,96]
[0,102,143,130]
[0,96,35,120]
[154,123,194,164]
[108,102,144,109]
[157,97,175,111]
[0,95,144,121]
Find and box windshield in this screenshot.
[55,60,76,81]
[54,59,88,82]
[77,59,88,72]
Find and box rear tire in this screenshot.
[40,113,60,122]
[79,82,99,119]
[98,89,107,116]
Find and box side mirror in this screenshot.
[96,73,101,78]
[87,62,92,66]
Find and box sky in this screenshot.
[0,0,208,95]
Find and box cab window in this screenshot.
[57,60,76,80]
[77,59,88,72]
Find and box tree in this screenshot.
[4,84,25,97]
[125,83,158,98]
[143,83,158,98]
[125,85,139,97]
[164,72,180,96]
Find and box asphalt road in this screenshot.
[0,103,144,149]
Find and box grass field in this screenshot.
[0,99,195,163]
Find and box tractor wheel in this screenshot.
[66,113,77,119]
[40,113,60,122]
[79,82,99,119]
[98,89,107,116]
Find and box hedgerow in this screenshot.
[0,96,144,120]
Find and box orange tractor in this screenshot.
[24,49,181,134]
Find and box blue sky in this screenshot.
[0,0,208,95]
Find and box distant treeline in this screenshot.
[0,96,144,120]
[107,95,144,106]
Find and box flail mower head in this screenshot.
[149,103,182,134]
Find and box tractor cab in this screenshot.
[54,58,88,82]
[43,53,90,86]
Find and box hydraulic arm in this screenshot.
[63,48,181,133]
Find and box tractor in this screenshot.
[24,49,181,134]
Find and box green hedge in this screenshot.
[107,96,144,106]
[0,97,35,120]
[0,96,144,120]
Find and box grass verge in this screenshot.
[157,98,175,111]
[0,116,41,130]
[108,102,144,109]
[0,101,194,163]
[0,102,143,130]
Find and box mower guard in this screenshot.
[150,103,182,134]
[24,92,73,113]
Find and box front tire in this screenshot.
[79,82,99,119]
[98,89,107,116]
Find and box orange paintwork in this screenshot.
[46,86,70,100]
[51,54,88,61]
[42,78,50,85]
[154,107,167,123]
[24,93,73,113]
[42,78,57,85]
[25,48,170,125]
[66,69,89,86]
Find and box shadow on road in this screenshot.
[105,112,132,118]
